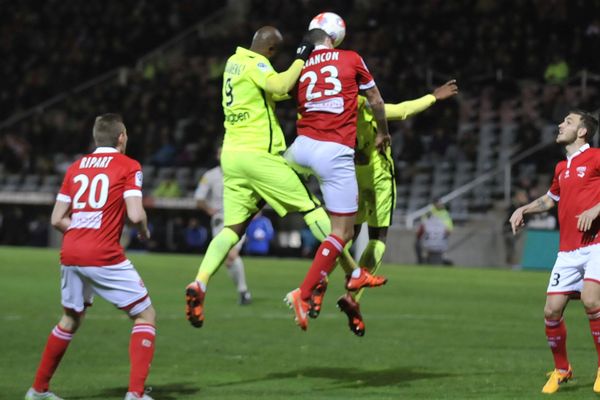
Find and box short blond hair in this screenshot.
[92,113,124,147]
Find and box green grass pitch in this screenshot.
[1,246,599,399]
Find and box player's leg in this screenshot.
[186,151,260,326]
[354,226,388,303]
[542,294,572,394]
[85,263,156,399]
[581,246,600,392]
[27,267,89,400]
[225,244,251,305]
[126,305,157,400]
[541,252,582,393]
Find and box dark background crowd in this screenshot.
[1,0,600,253]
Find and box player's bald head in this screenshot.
[93,113,125,147]
[250,26,283,57]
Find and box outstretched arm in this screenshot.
[384,80,458,121]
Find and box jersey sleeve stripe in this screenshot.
[359,80,375,90]
[123,189,143,198]
[56,193,72,203]
[547,190,560,202]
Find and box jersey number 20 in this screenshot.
[73,173,109,209]
[300,66,342,101]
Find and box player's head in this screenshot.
[304,28,332,48]
[93,113,127,153]
[557,110,598,145]
[251,26,283,59]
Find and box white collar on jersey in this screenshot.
[566,143,590,168]
[93,147,119,154]
[314,45,330,50]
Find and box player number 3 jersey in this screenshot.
[297,46,375,148]
[57,147,143,266]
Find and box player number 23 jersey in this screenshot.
[296,47,375,148]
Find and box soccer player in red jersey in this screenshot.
[509,110,600,394]
[25,114,156,400]
[283,25,390,330]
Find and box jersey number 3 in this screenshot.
[300,66,342,101]
[73,173,110,209]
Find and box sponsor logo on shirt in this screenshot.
[226,111,251,125]
[305,97,344,114]
[69,211,103,230]
[577,166,587,177]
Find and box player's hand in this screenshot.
[509,206,527,235]
[295,35,315,62]
[375,133,391,153]
[433,80,458,101]
[138,227,151,241]
[577,206,600,232]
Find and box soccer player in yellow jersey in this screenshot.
[184,27,379,329]
[315,80,459,336]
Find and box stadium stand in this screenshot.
[2,0,600,252]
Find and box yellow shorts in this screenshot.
[221,150,321,226]
[355,149,396,227]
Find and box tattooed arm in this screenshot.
[509,194,556,235]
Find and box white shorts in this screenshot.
[285,135,358,215]
[61,260,151,317]
[547,244,600,295]
[211,213,245,252]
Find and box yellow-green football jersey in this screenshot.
[222,46,286,154]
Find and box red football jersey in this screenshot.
[57,147,143,266]
[548,145,600,251]
[296,46,375,148]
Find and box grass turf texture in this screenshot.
[1,246,599,399]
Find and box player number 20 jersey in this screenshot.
[57,147,143,266]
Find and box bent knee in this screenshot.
[543,305,564,320]
[582,295,600,313]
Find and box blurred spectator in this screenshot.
[544,54,569,85]
[244,212,275,256]
[152,172,182,198]
[416,201,453,265]
[184,218,208,252]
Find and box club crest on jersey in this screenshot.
[577,166,587,177]
[257,62,269,72]
[135,171,143,187]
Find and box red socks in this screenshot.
[32,325,73,392]
[545,318,569,371]
[300,234,345,301]
[588,308,600,367]
[129,323,156,396]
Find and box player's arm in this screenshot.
[194,180,217,217]
[264,35,315,95]
[577,202,600,232]
[125,196,151,240]
[197,199,218,217]
[50,200,71,233]
[385,80,458,121]
[364,85,391,153]
[509,194,555,234]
